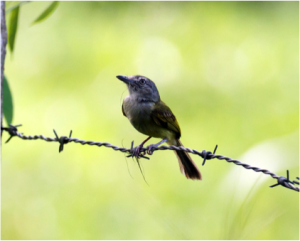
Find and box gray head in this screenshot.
[116,75,160,102]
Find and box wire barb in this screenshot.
[53,129,72,153]
[202,144,218,166]
[270,170,299,191]
[270,175,288,188]
[126,141,150,160]
[1,124,22,143]
[2,124,299,192]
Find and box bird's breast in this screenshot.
[123,97,168,138]
[123,97,154,124]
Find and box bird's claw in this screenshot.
[147,145,156,155]
[132,144,146,158]
[127,141,150,159]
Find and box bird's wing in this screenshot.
[151,101,181,139]
[122,102,127,117]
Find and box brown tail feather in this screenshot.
[173,139,202,180]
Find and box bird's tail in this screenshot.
[171,139,202,180]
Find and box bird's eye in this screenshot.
[140,79,146,84]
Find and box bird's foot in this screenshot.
[146,138,168,155]
[127,141,150,160]
[132,144,143,158]
[146,144,157,155]
[133,143,146,158]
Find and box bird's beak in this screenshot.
[116,75,138,87]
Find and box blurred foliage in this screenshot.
[6,1,59,54]
[3,75,13,125]
[7,5,19,53]
[2,1,299,240]
[32,1,59,25]
[5,0,59,122]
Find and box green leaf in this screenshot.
[6,1,30,14]
[32,1,59,25]
[3,75,14,125]
[8,6,19,53]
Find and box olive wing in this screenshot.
[151,101,181,139]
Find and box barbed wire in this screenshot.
[1,124,299,192]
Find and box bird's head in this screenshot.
[117,75,160,102]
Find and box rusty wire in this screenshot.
[2,124,299,192]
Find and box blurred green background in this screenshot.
[2,1,299,240]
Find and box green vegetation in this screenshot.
[2,1,298,239]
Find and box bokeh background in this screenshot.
[2,1,299,240]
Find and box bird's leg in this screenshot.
[133,136,152,158]
[147,138,168,155]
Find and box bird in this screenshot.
[117,75,202,180]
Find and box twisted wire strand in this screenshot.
[3,125,299,192]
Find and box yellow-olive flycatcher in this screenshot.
[117,75,201,180]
